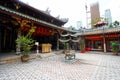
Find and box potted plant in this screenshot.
[16,28,35,62]
[111,41,119,55]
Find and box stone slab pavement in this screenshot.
[0,52,120,80]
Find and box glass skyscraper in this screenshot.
[105,9,112,25]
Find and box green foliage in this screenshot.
[62,42,68,50]
[113,20,119,27]
[111,41,119,53]
[109,23,113,28]
[79,39,82,44]
[79,39,85,50]
[16,28,35,56]
[91,18,100,25]
[104,18,108,22]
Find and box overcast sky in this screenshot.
[20,0,120,29]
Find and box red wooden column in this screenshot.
[57,34,59,50]
[91,40,94,49]
[103,36,106,52]
[117,33,120,51]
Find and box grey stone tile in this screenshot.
[0,52,120,80]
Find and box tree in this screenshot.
[79,39,85,53]
[67,26,76,30]
[91,17,101,27]
[113,20,119,27]
[109,23,113,28]
[104,18,108,22]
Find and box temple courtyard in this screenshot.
[0,51,120,80]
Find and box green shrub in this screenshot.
[111,41,119,53]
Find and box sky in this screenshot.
[20,0,120,29]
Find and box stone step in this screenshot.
[0,54,40,64]
[0,51,62,64]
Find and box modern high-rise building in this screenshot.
[85,1,91,28]
[77,21,82,29]
[105,9,112,25]
[90,2,100,28]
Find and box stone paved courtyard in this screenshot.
[0,52,120,80]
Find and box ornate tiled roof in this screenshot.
[93,21,107,27]
[75,26,120,36]
[0,5,74,32]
